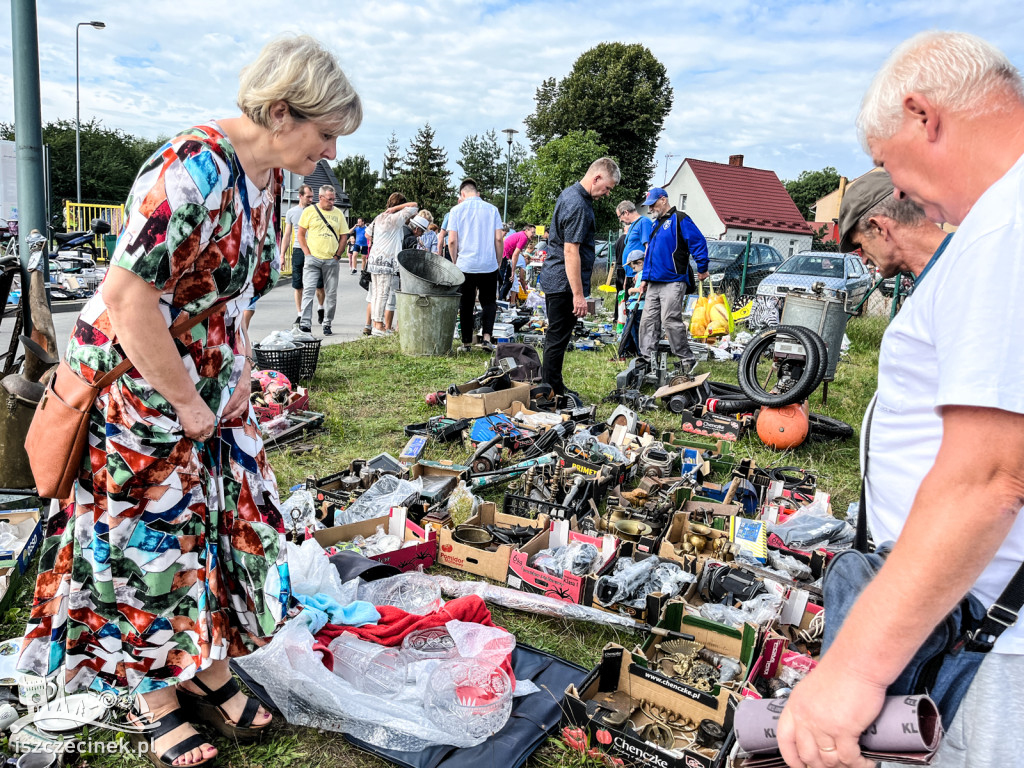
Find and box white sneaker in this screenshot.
[371,328,387,337]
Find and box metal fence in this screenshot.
[63,201,126,260]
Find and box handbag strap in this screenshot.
[90,301,233,390]
[859,390,1024,652]
[312,205,340,243]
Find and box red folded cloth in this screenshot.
[314,595,515,686]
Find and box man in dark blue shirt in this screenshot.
[538,157,619,397]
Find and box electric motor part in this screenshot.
[638,443,674,478]
[696,719,726,749]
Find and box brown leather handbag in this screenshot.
[25,302,230,499]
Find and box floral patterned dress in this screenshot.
[19,124,290,695]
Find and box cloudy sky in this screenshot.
[2,0,1023,191]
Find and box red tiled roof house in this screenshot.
[657,155,813,257]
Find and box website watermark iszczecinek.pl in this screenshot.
[12,684,158,757]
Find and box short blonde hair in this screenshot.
[238,35,362,137]
[417,209,434,223]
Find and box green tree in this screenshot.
[393,123,452,220]
[811,223,840,252]
[380,132,403,186]
[456,130,529,223]
[520,130,631,232]
[784,166,842,221]
[332,154,383,221]
[0,118,163,224]
[524,43,673,194]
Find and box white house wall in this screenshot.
[662,163,724,238]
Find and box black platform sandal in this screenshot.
[176,676,270,742]
[128,706,216,768]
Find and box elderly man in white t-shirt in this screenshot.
[777,32,1024,768]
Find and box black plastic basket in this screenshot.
[502,493,571,521]
[253,344,302,382]
[296,339,322,381]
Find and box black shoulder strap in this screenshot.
[312,205,340,242]
[855,393,877,553]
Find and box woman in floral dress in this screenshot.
[19,36,361,767]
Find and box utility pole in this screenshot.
[75,20,105,204]
[663,153,678,186]
[501,128,518,223]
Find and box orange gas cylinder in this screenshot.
[756,401,810,450]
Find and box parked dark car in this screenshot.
[703,240,785,305]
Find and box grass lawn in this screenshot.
[0,314,886,768]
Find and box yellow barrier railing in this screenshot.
[63,202,126,261]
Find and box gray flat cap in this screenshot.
[838,171,894,253]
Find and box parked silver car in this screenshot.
[755,251,873,311]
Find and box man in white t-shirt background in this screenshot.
[446,178,504,353]
[778,31,1024,768]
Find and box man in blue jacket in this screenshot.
[637,187,709,369]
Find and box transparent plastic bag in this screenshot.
[528,541,600,577]
[698,593,783,628]
[768,550,813,581]
[339,476,422,526]
[568,431,627,464]
[286,538,349,603]
[446,480,480,526]
[280,489,319,533]
[768,497,854,549]
[234,620,493,750]
[359,572,443,615]
[358,525,403,557]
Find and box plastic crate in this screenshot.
[296,339,321,380]
[502,493,571,521]
[253,345,302,382]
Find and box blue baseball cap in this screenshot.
[643,187,668,206]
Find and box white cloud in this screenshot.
[1,0,1023,194]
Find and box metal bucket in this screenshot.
[780,293,850,381]
[397,249,465,295]
[395,292,460,357]
[0,374,44,490]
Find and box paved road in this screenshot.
[36,269,372,356]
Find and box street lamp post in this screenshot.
[663,153,677,185]
[501,128,518,223]
[76,20,105,205]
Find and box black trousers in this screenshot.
[542,291,576,395]
[459,269,499,343]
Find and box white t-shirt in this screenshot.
[447,195,502,274]
[866,151,1024,654]
[285,205,304,250]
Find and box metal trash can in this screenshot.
[780,292,850,381]
[395,292,460,357]
[397,249,465,295]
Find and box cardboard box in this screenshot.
[741,631,817,699]
[313,508,438,572]
[0,508,43,573]
[437,501,548,581]
[639,601,759,705]
[563,643,734,768]
[658,509,737,572]
[445,380,532,419]
[506,520,618,604]
[0,566,20,614]
[409,460,470,483]
[679,409,751,442]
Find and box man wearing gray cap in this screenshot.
[837,170,948,286]
[777,31,1024,768]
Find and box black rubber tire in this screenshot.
[738,325,821,407]
[708,381,744,397]
[806,328,829,389]
[808,412,854,442]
